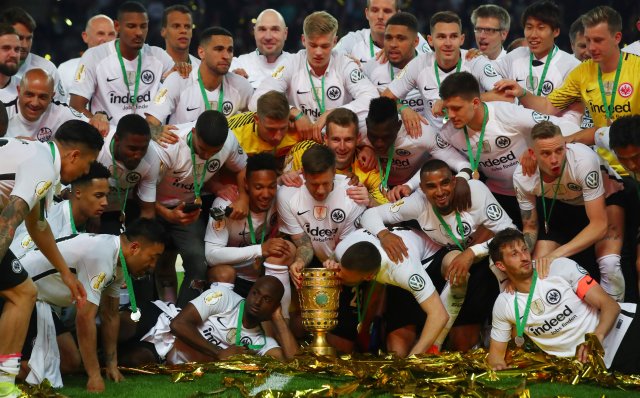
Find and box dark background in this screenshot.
[3,0,640,66]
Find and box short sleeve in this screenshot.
[222,133,247,172]
[145,73,183,123]
[190,287,236,321]
[69,49,98,100]
[276,188,304,236]
[387,56,421,99]
[490,294,514,343]
[388,258,436,304]
[548,66,584,111]
[12,148,56,210]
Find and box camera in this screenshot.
[209,206,232,221]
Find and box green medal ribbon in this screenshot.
[377,144,395,191]
[356,280,377,327]
[597,53,623,123]
[197,69,224,112]
[539,158,567,233]
[369,35,375,58]
[68,201,78,234]
[187,131,210,201]
[306,65,325,114]
[463,103,489,175]
[434,56,462,87]
[115,39,142,109]
[529,45,557,96]
[40,142,57,223]
[236,300,266,349]
[514,269,538,342]
[389,63,395,80]
[432,206,465,251]
[119,248,139,319]
[247,211,268,245]
[110,138,131,222]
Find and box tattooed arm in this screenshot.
[0,196,30,260]
[520,207,538,252]
[289,233,315,288]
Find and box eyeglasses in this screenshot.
[473,27,503,34]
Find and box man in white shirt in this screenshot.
[0,24,20,111]
[487,228,639,375]
[69,1,175,124]
[250,11,378,142]
[0,120,103,396]
[146,27,252,126]
[161,5,199,66]
[17,218,165,392]
[470,5,510,61]
[57,15,116,103]
[513,121,625,301]
[335,0,430,64]
[381,11,503,136]
[0,8,63,102]
[231,9,290,89]
[10,161,110,257]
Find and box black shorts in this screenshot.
[611,307,640,374]
[22,306,67,360]
[330,285,360,342]
[0,249,29,291]
[233,277,255,298]
[120,299,164,343]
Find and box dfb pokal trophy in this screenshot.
[300,268,341,356]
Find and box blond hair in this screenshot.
[582,6,622,35]
[303,11,338,37]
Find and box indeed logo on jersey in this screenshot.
[109,90,151,106]
[379,156,411,169]
[588,100,631,116]
[301,104,322,119]
[479,150,517,169]
[171,178,194,192]
[528,304,577,336]
[304,223,338,242]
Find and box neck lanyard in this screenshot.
[115,39,142,110]
[119,248,141,321]
[434,56,462,87]
[247,211,268,245]
[369,35,375,57]
[432,206,465,251]
[463,103,488,179]
[306,64,325,114]
[68,201,78,234]
[110,138,130,223]
[529,45,557,96]
[514,270,538,347]
[356,280,377,333]
[188,131,209,205]
[376,144,395,192]
[236,300,266,349]
[539,158,567,234]
[389,63,395,80]
[197,69,224,112]
[39,143,57,227]
[597,53,623,125]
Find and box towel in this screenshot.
[26,301,62,388]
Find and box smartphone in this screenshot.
[182,202,201,213]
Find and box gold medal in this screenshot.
[472,170,480,180]
[544,221,549,234]
[357,322,362,334]
[515,335,525,347]
[194,196,202,206]
[119,211,126,224]
[606,118,612,126]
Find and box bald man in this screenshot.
[6,68,108,140]
[57,15,116,103]
[231,9,291,89]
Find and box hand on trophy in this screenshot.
[290,260,305,289]
[322,259,340,270]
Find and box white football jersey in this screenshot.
[57,57,80,104]
[20,234,122,307]
[387,50,503,130]
[335,228,440,304]
[70,41,174,122]
[622,41,640,56]
[6,102,87,142]
[277,174,366,261]
[96,128,161,212]
[0,138,60,211]
[513,143,623,209]
[147,68,253,125]
[440,102,580,196]
[360,179,515,250]
[249,50,378,136]
[16,53,64,102]
[335,28,431,64]
[204,197,278,281]
[363,59,425,116]
[0,76,19,113]
[230,50,292,89]
[154,123,247,206]
[10,199,75,258]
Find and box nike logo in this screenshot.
[423,86,437,91]
[296,90,310,94]
[216,317,225,327]
[377,81,391,85]
[106,77,119,82]
[359,59,368,63]
[297,210,310,215]
[516,78,525,82]
[499,278,509,284]
[586,88,597,93]
[422,228,436,232]
[186,106,199,111]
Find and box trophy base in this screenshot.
[308,331,336,357]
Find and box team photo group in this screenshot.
[1,0,640,395]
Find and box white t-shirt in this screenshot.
[57,57,80,104]
[249,50,378,136]
[10,199,75,258]
[335,228,440,304]
[0,138,60,211]
[147,68,253,124]
[387,50,502,130]
[360,180,515,250]
[20,234,122,307]
[0,76,19,113]
[439,101,580,196]
[491,258,600,357]
[363,59,425,116]
[16,53,64,102]
[230,50,291,89]
[96,128,161,212]
[335,28,431,64]
[277,174,365,261]
[6,102,87,142]
[154,123,247,206]
[70,41,174,122]
[513,143,623,209]
[204,197,278,281]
